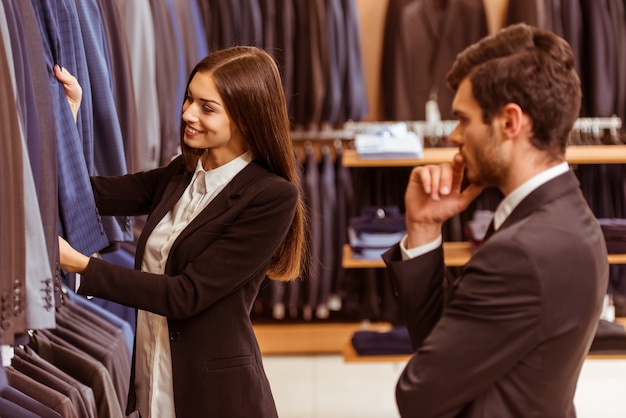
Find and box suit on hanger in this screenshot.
[302,146,322,315]
[33,331,124,418]
[273,0,296,120]
[340,0,369,122]
[383,0,488,121]
[49,320,129,410]
[111,0,160,173]
[0,386,60,418]
[96,0,137,172]
[317,146,337,314]
[321,0,344,125]
[383,170,608,417]
[4,0,56,329]
[0,352,60,418]
[505,0,545,28]
[30,0,110,257]
[10,356,91,418]
[74,0,131,245]
[0,14,27,345]
[5,366,80,418]
[13,347,96,418]
[0,396,45,418]
[14,0,61,308]
[147,0,182,166]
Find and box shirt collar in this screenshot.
[193,151,253,194]
[493,161,569,230]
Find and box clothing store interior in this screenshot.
[3,0,626,417]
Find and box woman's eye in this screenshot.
[202,106,214,113]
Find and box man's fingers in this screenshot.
[450,153,466,192]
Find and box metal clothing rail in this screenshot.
[289,116,623,141]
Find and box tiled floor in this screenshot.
[263,355,626,418]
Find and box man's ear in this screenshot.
[500,103,525,139]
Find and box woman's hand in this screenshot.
[53,65,82,122]
[58,236,89,274]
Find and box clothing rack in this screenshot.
[290,116,623,145]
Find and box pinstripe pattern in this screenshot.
[31,0,109,256]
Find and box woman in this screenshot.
[58,46,306,418]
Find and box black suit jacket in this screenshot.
[384,170,609,417]
[78,156,297,417]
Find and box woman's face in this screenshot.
[181,71,246,168]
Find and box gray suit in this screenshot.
[383,169,608,417]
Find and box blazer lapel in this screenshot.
[173,160,270,241]
[133,171,191,268]
[497,169,580,233]
[144,171,191,233]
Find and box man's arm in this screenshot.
[392,239,543,417]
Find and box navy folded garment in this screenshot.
[589,319,626,353]
[597,218,626,253]
[351,326,413,355]
[349,206,406,259]
[350,206,405,234]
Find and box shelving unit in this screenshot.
[337,137,626,362]
[256,122,626,357]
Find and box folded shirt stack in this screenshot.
[354,122,423,159]
[348,206,406,260]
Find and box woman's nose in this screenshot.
[182,104,198,123]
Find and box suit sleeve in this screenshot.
[89,156,184,216]
[385,238,543,417]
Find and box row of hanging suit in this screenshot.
[254,141,406,324]
[0,0,371,413]
[381,0,626,124]
[2,0,371,272]
[0,290,135,417]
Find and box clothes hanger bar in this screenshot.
[345,117,622,133]
[290,116,622,141]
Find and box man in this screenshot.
[383,23,609,417]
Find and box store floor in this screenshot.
[263,355,626,418]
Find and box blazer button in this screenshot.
[169,331,181,342]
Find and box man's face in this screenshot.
[449,78,507,188]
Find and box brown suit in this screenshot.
[381,0,488,121]
[78,156,297,417]
[383,170,609,417]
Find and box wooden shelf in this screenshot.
[343,145,626,167]
[343,318,626,363]
[343,243,626,269]
[254,321,393,355]
[343,242,472,268]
